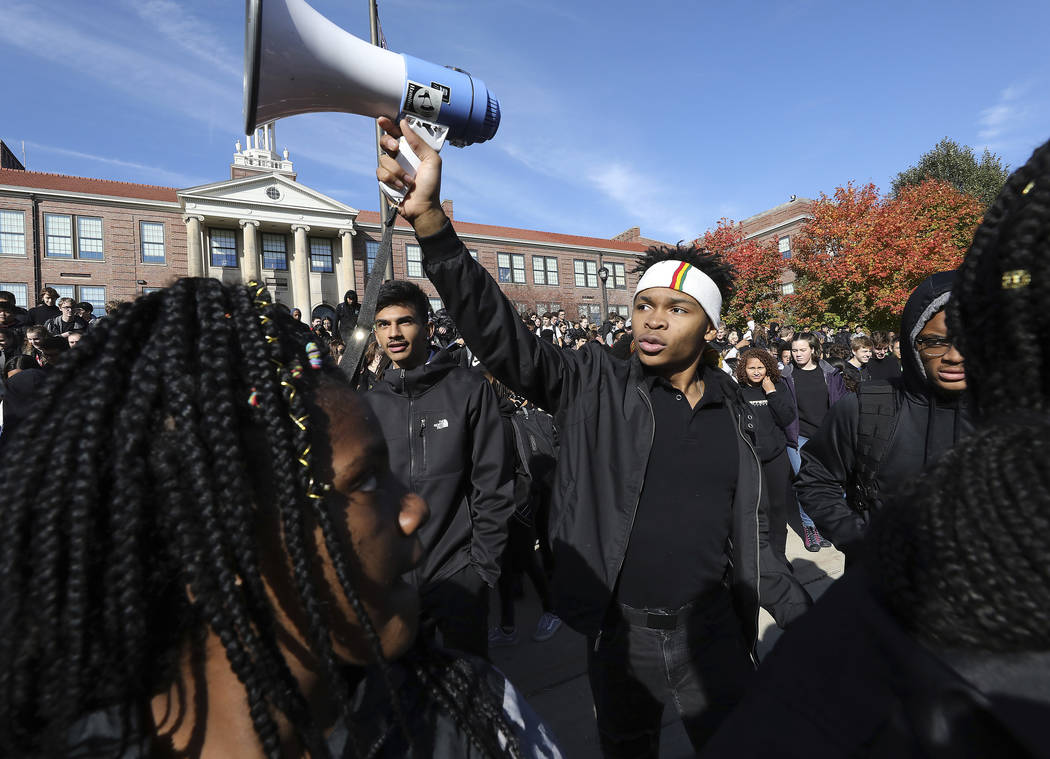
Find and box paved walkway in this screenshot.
[488,530,844,758]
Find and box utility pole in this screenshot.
[369,0,394,281]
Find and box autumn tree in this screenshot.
[697,219,785,327]
[786,180,983,330]
[892,137,1009,208]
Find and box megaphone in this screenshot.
[244,0,500,199]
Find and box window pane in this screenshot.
[0,210,26,255]
[366,241,379,273]
[779,236,791,259]
[46,283,76,301]
[210,229,238,268]
[428,297,443,314]
[309,238,333,273]
[45,214,73,258]
[782,282,795,295]
[512,253,525,284]
[262,233,288,270]
[468,249,479,261]
[76,216,104,260]
[546,258,559,286]
[406,244,423,278]
[79,285,106,313]
[141,222,166,263]
[611,262,626,289]
[0,282,28,308]
[574,260,587,287]
[532,256,545,285]
[497,252,511,283]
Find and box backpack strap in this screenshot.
[852,382,900,514]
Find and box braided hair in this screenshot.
[0,278,521,758]
[872,138,1050,651]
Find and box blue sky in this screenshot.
[2,0,1049,243]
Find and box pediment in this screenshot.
[178,174,357,219]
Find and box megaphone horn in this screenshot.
[244,0,500,148]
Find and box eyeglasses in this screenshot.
[914,335,955,357]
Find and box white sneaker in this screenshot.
[532,612,562,642]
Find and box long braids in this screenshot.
[872,138,1050,651]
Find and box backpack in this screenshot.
[507,405,558,526]
[850,381,901,514]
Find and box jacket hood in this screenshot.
[378,345,459,396]
[900,270,956,396]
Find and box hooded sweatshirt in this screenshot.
[795,271,973,553]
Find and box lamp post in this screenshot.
[597,265,610,326]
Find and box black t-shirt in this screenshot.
[868,355,902,380]
[793,366,829,439]
[740,384,789,461]
[617,371,738,609]
[29,304,60,325]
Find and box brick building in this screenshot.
[738,196,815,295]
[0,124,651,325]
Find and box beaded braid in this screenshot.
[873,137,1050,650]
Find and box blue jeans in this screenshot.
[587,591,754,757]
[787,435,816,528]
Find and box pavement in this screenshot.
[487,530,845,758]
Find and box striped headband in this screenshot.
[633,260,723,329]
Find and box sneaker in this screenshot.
[532,612,562,642]
[803,525,821,553]
[488,625,518,648]
[816,528,832,548]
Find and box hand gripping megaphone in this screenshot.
[244,0,500,202]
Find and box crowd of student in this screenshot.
[0,128,1046,759]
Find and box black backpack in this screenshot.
[507,405,558,526]
[850,381,901,515]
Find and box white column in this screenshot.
[337,228,357,298]
[291,224,312,318]
[239,219,261,284]
[183,215,205,278]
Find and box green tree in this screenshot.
[891,137,1009,208]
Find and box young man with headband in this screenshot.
[375,116,811,756]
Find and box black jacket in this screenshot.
[44,314,88,335]
[701,564,1050,758]
[364,347,514,588]
[796,271,973,552]
[418,221,811,642]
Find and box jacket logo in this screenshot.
[433,419,449,429]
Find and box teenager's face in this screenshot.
[744,357,767,385]
[0,308,14,326]
[853,346,872,364]
[67,333,82,348]
[374,304,431,370]
[716,326,726,339]
[0,331,15,352]
[873,346,888,360]
[42,292,55,306]
[780,348,792,365]
[28,332,47,352]
[915,310,966,394]
[728,330,739,343]
[301,388,428,664]
[59,302,75,320]
[792,339,817,368]
[633,287,715,374]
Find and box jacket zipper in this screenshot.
[735,404,763,661]
[403,369,415,482]
[419,416,427,473]
[595,384,655,654]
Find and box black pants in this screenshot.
[586,591,755,758]
[762,450,794,565]
[497,518,553,628]
[420,565,489,659]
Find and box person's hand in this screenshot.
[761,376,776,393]
[376,116,447,236]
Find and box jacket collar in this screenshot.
[378,345,458,396]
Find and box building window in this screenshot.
[574,259,598,288]
[0,283,28,308]
[609,262,626,289]
[0,210,26,256]
[43,214,104,260]
[261,233,288,270]
[497,252,525,284]
[578,303,602,322]
[779,235,791,259]
[309,238,334,273]
[44,214,73,258]
[406,244,424,278]
[140,221,166,263]
[44,284,105,311]
[535,302,562,316]
[77,217,104,260]
[781,282,795,295]
[468,249,479,261]
[428,297,443,314]
[611,304,630,318]
[532,255,559,286]
[210,229,238,268]
[366,240,379,273]
[142,287,162,295]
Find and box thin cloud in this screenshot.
[23,143,206,188]
[125,0,241,78]
[978,83,1028,141]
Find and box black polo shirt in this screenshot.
[617,369,739,610]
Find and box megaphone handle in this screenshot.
[379,136,422,204]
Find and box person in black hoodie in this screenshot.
[375,116,811,757]
[364,280,514,659]
[867,330,902,380]
[702,133,1050,759]
[795,270,972,559]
